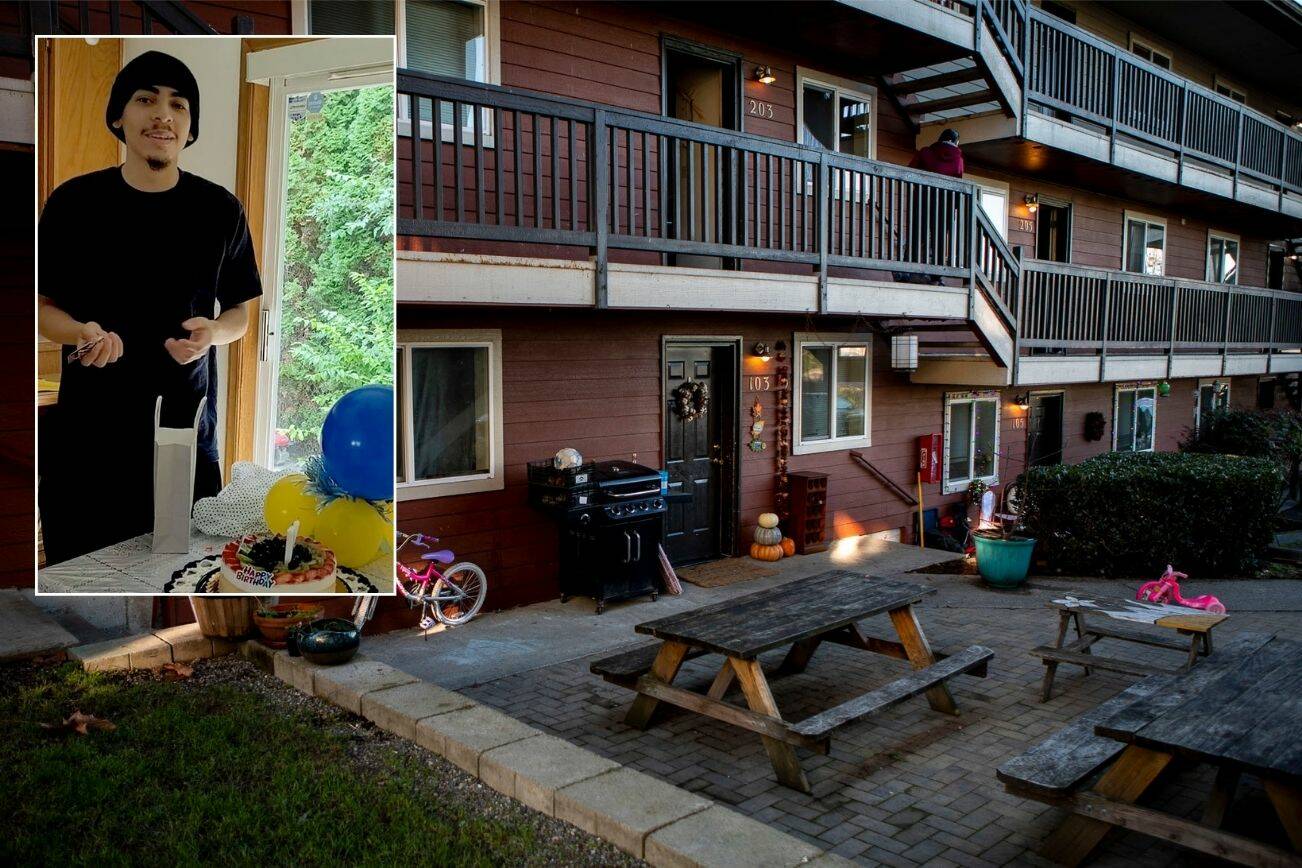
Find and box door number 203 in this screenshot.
[746,99,774,119]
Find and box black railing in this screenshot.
[1024,5,1302,197]
[1018,260,1302,356]
[2,1,243,60]
[398,71,1021,323]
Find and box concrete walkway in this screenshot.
[364,537,961,689]
[0,588,78,661]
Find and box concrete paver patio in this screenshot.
[362,541,1302,866]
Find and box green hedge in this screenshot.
[1021,451,1282,577]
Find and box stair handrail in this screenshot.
[849,451,918,508]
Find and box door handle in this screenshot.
[258,309,272,362]
[633,530,642,561]
[624,530,631,564]
[710,444,724,466]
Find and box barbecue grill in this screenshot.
[528,459,665,613]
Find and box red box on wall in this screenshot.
[917,434,942,484]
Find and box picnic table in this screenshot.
[591,570,992,793]
[37,531,390,594]
[999,632,1302,866]
[1035,593,1227,701]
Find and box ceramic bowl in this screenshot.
[296,618,361,665]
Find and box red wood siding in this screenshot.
[392,304,1216,613]
[1,152,34,588]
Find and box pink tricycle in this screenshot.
[1136,565,1226,615]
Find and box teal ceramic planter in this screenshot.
[974,534,1036,588]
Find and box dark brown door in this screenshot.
[1028,393,1064,466]
[664,345,724,564]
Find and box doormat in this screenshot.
[677,558,778,588]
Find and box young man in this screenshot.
[38,51,262,565]
[909,128,965,178]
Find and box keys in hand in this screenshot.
[71,322,123,367]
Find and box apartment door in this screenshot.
[663,342,737,564]
[1036,201,1071,262]
[663,38,740,268]
[1028,393,1064,466]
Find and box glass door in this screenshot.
[255,70,395,469]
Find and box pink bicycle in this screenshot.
[395,531,488,631]
[1136,565,1226,615]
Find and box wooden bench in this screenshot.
[792,645,993,738]
[591,643,710,687]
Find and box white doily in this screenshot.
[192,462,296,537]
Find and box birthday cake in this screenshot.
[219,532,338,594]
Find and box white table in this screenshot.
[37,531,393,595]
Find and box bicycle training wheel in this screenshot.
[432,562,487,626]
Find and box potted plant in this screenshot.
[191,596,257,639]
[973,478,1036,588]
[253,602,325,648]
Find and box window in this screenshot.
[797,70,877,160]
[1114,384,1156,453]
[1123,211,1166,276]
[969,175,1009,240]
[397,329,504,498]
[1213,76,1247,104]
[1207,231,1240,284]
[1195,379,1230,433]
[1129,36,1172,70]
[309,0,498,82]
[943,391,1000,493]
[794,334,871,454]
[308,0,394,34]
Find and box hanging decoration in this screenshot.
[748,399,766,452]
[773,340,792,522]
[673,379,710,421]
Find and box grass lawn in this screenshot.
[0,657,641,866]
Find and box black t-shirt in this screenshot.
[39,167,262,462]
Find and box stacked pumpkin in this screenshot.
[750,512,797,561]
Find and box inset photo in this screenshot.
[35,35,397,595]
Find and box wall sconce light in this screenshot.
[1024,193,1039,214]
[752,341,772,361]
[1014,393,1030,411]
[890,335,918,372]
[755,65,776,85]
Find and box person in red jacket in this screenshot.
[909,128,965,177]
[898,129,965,283]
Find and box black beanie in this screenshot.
[106,50,200,148]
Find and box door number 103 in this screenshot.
[747,376,772,391]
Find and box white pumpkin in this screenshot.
[754,526,783,546]
[757,512,780,529]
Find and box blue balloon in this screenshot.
[322,385,394,501]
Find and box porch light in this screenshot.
[890,335,918,372]
[1024,193,1039,214]
[1014,393,1030,411]
[752,341,772,361]
[755,65,776,85]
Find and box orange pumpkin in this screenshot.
[750,542,784,561]
[780,537,796,557]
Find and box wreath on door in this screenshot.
[673,380,710,422]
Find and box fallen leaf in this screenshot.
[158,662,194,681]
[40,710,116,736]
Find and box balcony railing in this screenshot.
[398,71,1020,325]
[1018,260,1302,358]
[1024,5,1302,199]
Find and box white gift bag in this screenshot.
[153,395,206,553]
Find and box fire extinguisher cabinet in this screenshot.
[788,471,828,554]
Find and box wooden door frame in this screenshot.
[661,336,743,559]
[1034,195,1073,264]
[1027,389,1065,467]
[659,34,744,132]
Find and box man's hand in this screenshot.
[164,317,216,365]
[77,321,123,368]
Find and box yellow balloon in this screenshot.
[314,497,387,569]
[264,474,319,536]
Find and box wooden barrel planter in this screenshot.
[190,597,257,639]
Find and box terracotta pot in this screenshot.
[253,603,325,649]
[190,597,257,639]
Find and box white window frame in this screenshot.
[795,68,878,160]
[1213,75,1247,104]
[397,328,504,499]
[942,390,1001,494]
[1128,34,1173,70]
[1206,230,1241,285]
[968,174,1010,240]
[1195,378,1230,433]
[1113,383,1158,453]
[1122,210,1167,276]
[793,333,873,455]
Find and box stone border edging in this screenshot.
[67,633,853,865]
